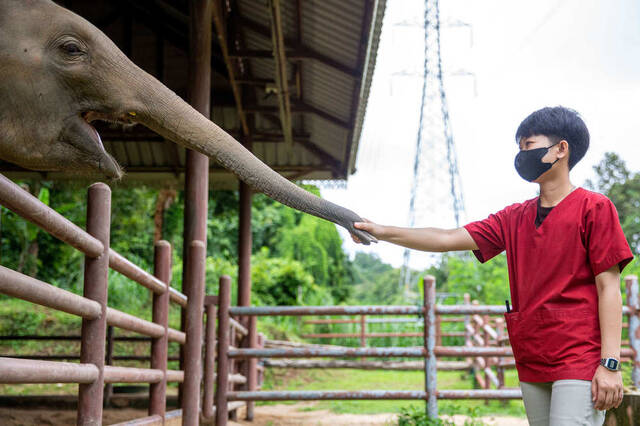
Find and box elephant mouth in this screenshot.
[75,110,133,179]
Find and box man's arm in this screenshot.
[591,264,624,411]
[352,221,478,252]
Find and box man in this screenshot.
[352,106,633,425]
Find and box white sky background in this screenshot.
[322,0,640,268]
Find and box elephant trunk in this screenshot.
[133,77,375,244]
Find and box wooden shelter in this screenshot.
[0,2,385,422]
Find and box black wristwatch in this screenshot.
[600,357,621,371]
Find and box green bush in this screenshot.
[396,405,486,426]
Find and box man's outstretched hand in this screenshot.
[352,219,385,244]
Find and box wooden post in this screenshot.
[202,302,217,420]
[229,320,238,422]
[258,333,265,388]
[182,241,207,425]
[215,276,232,426]
[483,314,490,405]
[360,315,366,347]
[104,325,114,408]
[149,241,171,418]
[77,183,111,426]
[180,0,212,405]
[246,316,257,420]
[463,293,471,374]
[495,318,505,389]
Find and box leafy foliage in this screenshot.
[0,180,352,315]
[585,151,640,253]
[397,404,486,426]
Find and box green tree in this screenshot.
[585,152,640,253]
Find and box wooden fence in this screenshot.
[0,177,262,425]
[214,274,640,422]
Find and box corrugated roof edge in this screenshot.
[347,0,387,176]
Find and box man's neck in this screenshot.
[538,177,575,207]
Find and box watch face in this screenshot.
[607,359,618,370]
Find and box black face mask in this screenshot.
[514,143,559,182]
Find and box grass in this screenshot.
[261,367,527,417]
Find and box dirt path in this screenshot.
[229,402,529,426]
[0,403,528,425]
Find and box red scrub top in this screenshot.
[463,188,633,382]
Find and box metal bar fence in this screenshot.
[216,274,640,423]
[0,176,193,424]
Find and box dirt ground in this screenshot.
[0,403,528,426]
[229,403,528,426]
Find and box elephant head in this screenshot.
[0,0,376,244]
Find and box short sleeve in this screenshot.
[463,206,511,263]
[584,197,634,276]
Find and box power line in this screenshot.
[399,0,465,296]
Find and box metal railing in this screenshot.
[215,274,640,421]
[0,176,191,424]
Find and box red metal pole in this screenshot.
[77,183,111,426]
[203,303,217,419]
[149,240,171,418]
[180,0,212,404]
[182,240,207,425]
[216,275,232,426]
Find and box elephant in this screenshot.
[0,0,376,244]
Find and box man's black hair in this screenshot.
[515,106,590,170]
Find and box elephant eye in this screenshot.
[60,41,84,56]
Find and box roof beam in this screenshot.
[267,0,293,152]
[212,0,250,136]
[236,16,359,78]
[128,1,229,79]
[243,103,350,129]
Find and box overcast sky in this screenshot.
[322,0,640,268]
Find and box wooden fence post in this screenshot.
[463,293,471,375]
[483,314,490,405]
[203,301,217,420]
[149,240,171,418]
[246,316,257,420]
[495,318,505,389]
[77,183,111,426]
[216,275,231,426]
[104,325,114,407]
[182,240,206,425]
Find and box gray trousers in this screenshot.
[520,380,605,425]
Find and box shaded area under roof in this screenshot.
[0,0,385,188]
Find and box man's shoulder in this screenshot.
[498,197,536,216]
[576,188,614,209]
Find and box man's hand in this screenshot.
[352,219,385,244]
[591,365,624,411]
